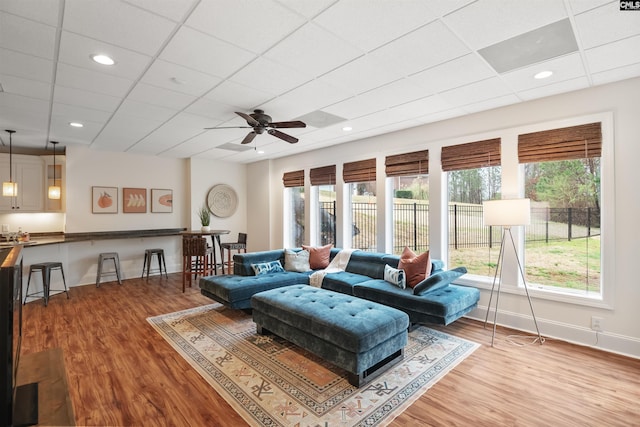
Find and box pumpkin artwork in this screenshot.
[98,191,113,208]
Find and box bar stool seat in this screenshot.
[141,248,168,280]
[220,233,247,274]
[24,262,69,306]
[96,252,123,287]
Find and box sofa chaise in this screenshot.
[199,248,480,327]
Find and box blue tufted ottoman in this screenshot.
[251,285,409,387]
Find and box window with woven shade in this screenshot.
[518,122,602,295]
[441,138,501,171]
[310,165,336,186]
[343,158,376,183]
[282,170,304,188]
[310,165,337,246]
[386,150,430,255]
[343,158,377,251]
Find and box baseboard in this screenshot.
[466,306,640,359]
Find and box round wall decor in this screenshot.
[207,184,238,218]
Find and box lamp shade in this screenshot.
[483,198,531,226]
[48,185,61,199]
[2,181,17,197]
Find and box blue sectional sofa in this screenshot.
[199,248,480,326]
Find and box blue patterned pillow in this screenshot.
[251,260,285,276]
[384,264,406,289]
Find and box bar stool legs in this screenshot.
[24,262,69,306]
[141,248,168,280]
[96,252,123,287]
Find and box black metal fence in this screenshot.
[319,201,601,252]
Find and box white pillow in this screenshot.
[384,264,406,289]
[284,249,311,272]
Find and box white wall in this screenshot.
[258,77,640,358]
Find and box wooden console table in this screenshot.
[16,348,75,426]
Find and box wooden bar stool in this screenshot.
[182,237,213,292]
[24,262,69,306]
[96,252,123,287]
[141,248,168,280]
[220,233,247,274]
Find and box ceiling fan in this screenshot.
[205,109,306,145]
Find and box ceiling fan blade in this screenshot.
[268,129,298,144]
[241,131,258,145]
[268,120,306,129]
[235,111,261,127]
[204,126,252,129]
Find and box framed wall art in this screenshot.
[151,188,173,213]
[92,186,118,214]
[123,187,147,213]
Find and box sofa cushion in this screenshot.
[344,251,399,279]
[251,260,285,276]
[302,244,333,269]
[413,267,467,295]
[284,249,311,272]
[321,271,372,295]
[398,247,432,288]
[384,264,406,289]
[233,250,286,276]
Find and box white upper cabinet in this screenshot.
[0,154,45,212]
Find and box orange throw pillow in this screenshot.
[398,247,432,288]
[301,244,333,269]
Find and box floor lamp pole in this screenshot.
[484,226,543,347]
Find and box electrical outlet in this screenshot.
[591,316,603,332]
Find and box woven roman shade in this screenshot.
[518,122,602,163]
[385,150,429,176]
[343,158,376,183]
[282,170,304,188]
[441,138,501,171]
[310,165,336,186]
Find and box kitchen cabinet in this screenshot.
[0,154,44,211]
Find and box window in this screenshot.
[344,158,376,251]
[386,150,429,255]
[310,165,336,246]
[283,170,305,247]
[519,122,602,296]
[442,138,501,276]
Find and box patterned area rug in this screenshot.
[147,304,478,426]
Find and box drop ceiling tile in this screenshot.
[91,114,163,151]
[500,53,586,92]
[53,85,122,112]
[319,54,405,96]
[64,0,176,55]
[264,22,363,78]
[567,0,610,15]
[52,102,112,124]
[129,112,213,154]
[517,76,589,101]
[128,83,196,110]
[462,93,522,113]
[55,63,134,97]
[585,34,640,73]
[0,93,50,132]
[387,94,455,120]
[0,74,50,100]
[438,77,513,107]
[408,54,496,94]
[185,98,238,122]
[186,0,306,54]
[49,117,102,145]
[314,0,435,52]
[443,0,567,49]
[58,31,152,79]
[0,48,53,83]
[229,56,312,96]
[117,99,177,123]
[574,1,640,49]
[368,20,470,76]
[416,107,467,125]
[160,26,256,78]
[123,0,197,22]
[425,0,475,17]
[0,12,56,60]
[0,0,61,26]
[141,59,222,96]
[275,0,335,19]
[204,80,275,110]
[591,62,640,85]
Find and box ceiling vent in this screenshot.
[217,143,254,152]
[295,110,347,128]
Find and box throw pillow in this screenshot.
[384,264,406,289]
[398,247,432,288]
[284,249,311,272]
[413,267,467,296]
[251,260,285,276]
[301,244,333,269]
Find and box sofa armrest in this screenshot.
[233,250,285,276]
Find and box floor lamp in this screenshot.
[482,198,542,347]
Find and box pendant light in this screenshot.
[48,141,61,200]
[2,130,17,197]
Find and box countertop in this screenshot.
[0,228,186,248]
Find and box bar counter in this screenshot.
[0,228,187,248]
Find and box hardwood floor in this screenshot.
[21,273,640,426]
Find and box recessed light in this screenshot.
[69,122,84,128]
[257,150,265,154]
[534,70,553,79]
[91,54,115,66]
[342,126,353,132]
